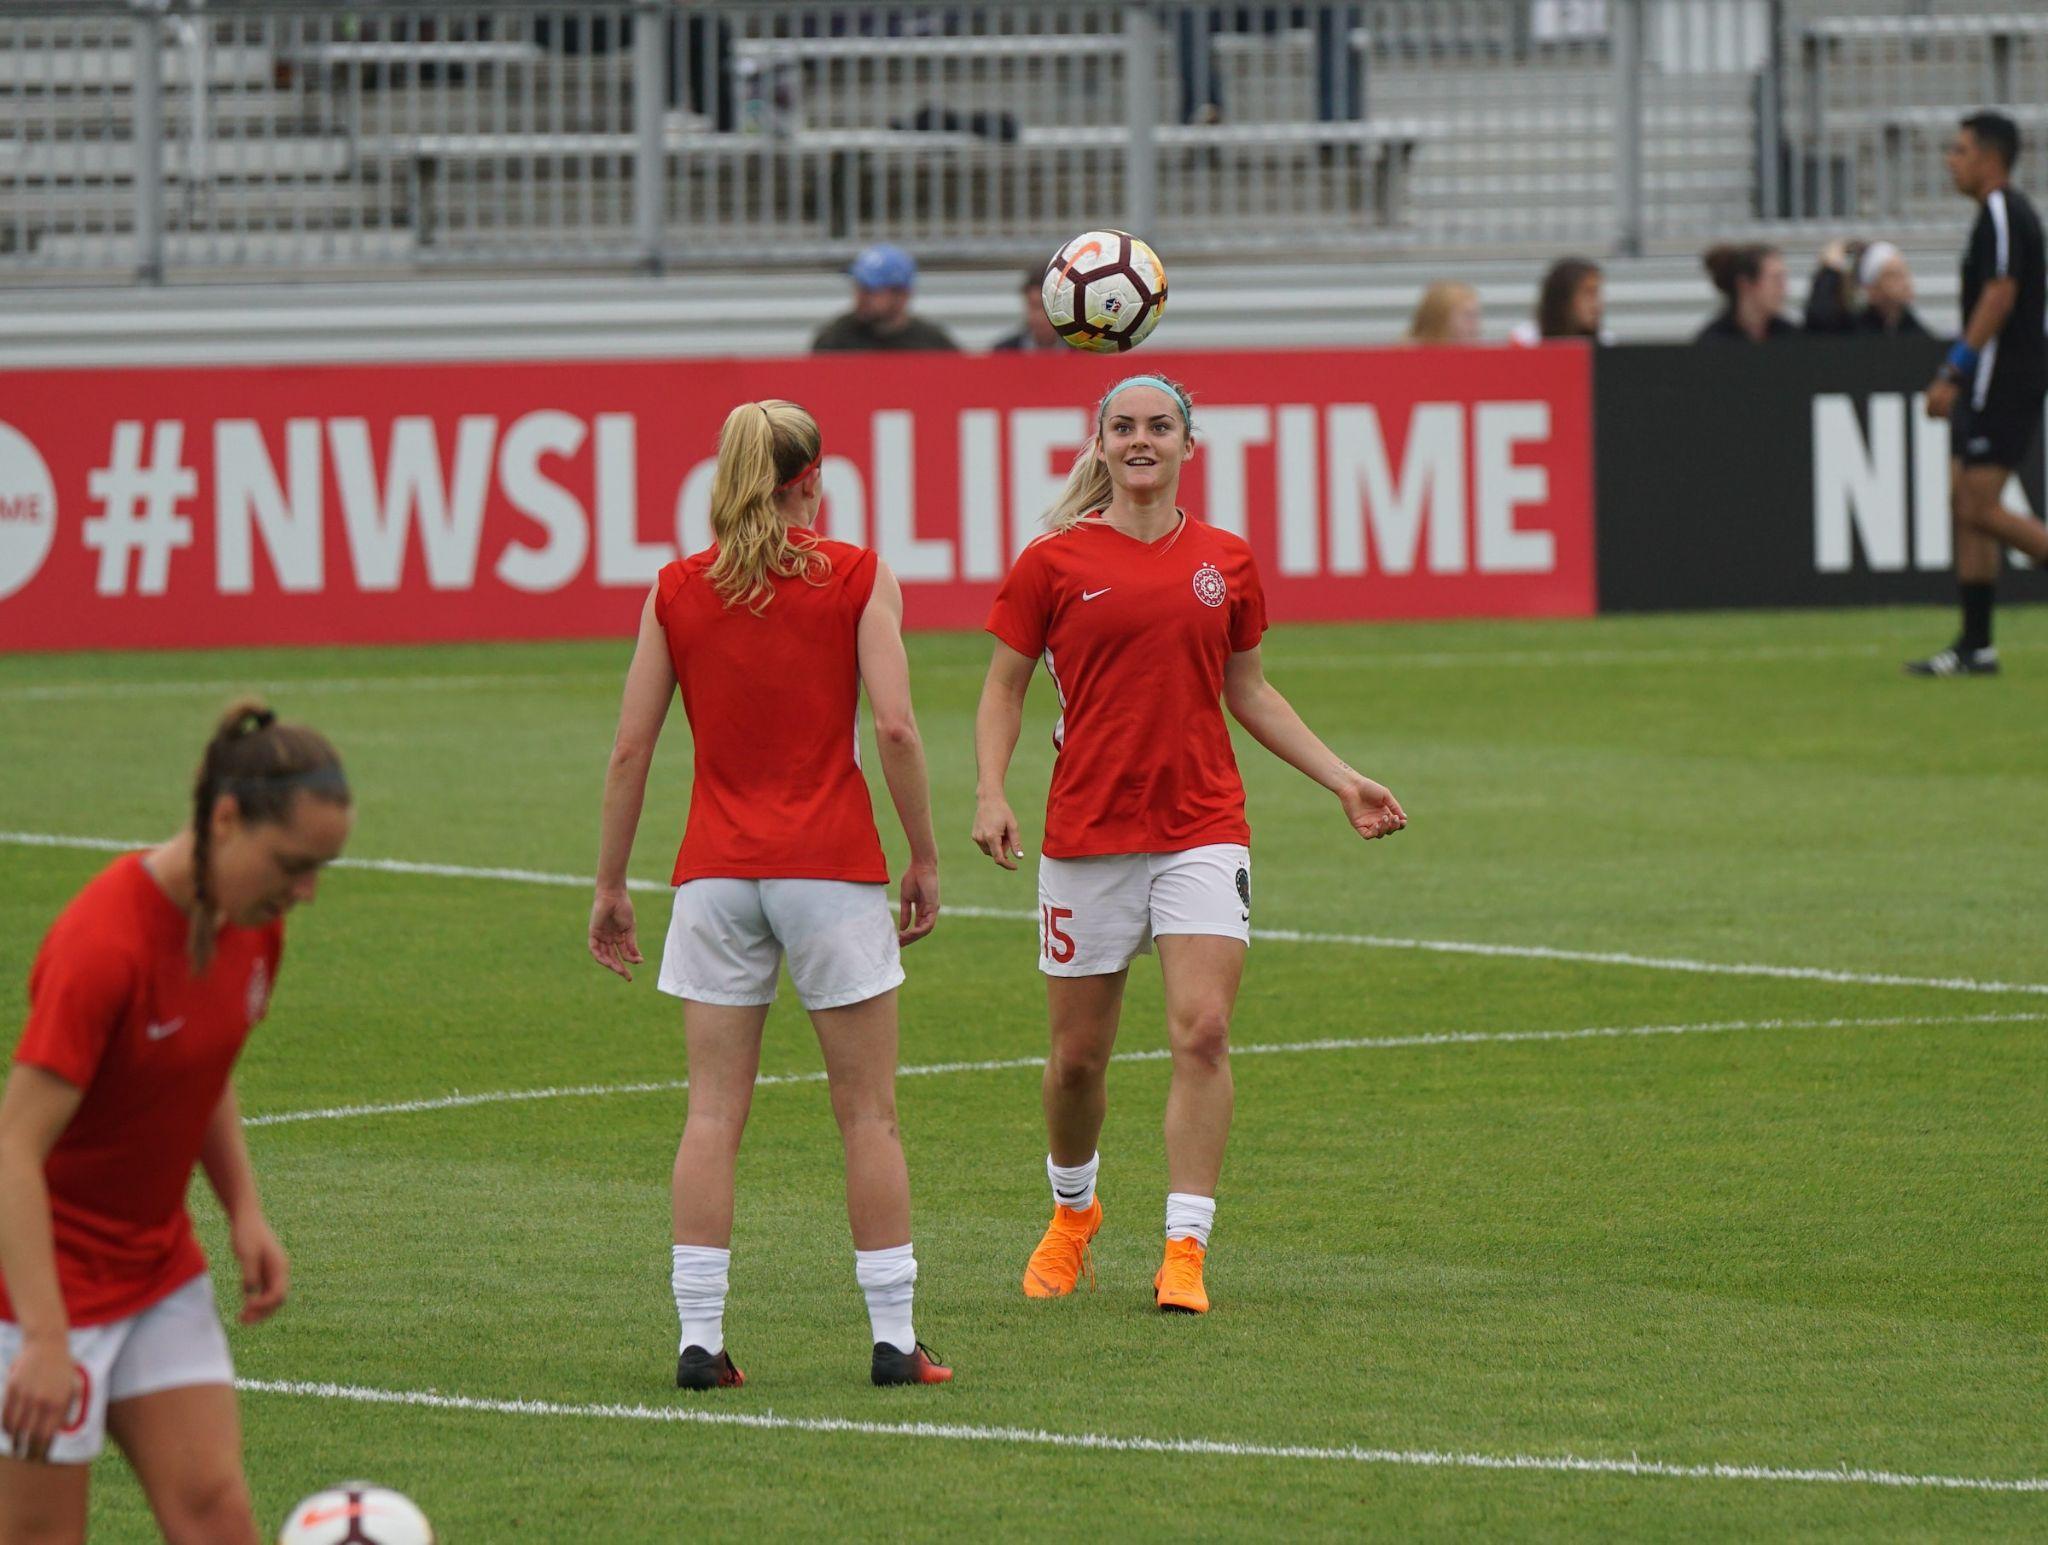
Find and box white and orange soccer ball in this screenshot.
[1041,229,1168,353]
[278,1483,435,1545]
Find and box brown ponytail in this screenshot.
[188,698,349,969]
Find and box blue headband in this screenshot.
[1099,374,1193,431]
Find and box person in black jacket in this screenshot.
[813,246,960,354]
[1806,240,1929,336]
[1695,243,1798,342]
[991,265,1066,352]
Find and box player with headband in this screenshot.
[1,702,352,1541]
[974,374,1407,1314]
[589,398,952,1390]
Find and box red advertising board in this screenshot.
[0,346,1592,651]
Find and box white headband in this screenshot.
[1858,241,1901,289]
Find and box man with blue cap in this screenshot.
[813,244,959,353]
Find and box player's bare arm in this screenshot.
[0,1064,85,1462]
[972,644,1037,870]
[590,585,678,981]
[1925,275,2016,417]
[1222,646,1406,841]
[199,1083,288,1326]
[856,562,941,946]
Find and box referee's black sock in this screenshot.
[1960,582,1996,653]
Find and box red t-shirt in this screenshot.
[4,854,282,1327]
[985,512,1268,858]
[656,531,890,884]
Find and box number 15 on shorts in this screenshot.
[1041,905,1076,964]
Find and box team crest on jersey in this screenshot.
[246,959,271,1026]
[1192,563,1226,608]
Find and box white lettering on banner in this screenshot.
[1276,405,1320,576]
[1326,404,1465,576]
[1475,403,1554,574]
[84,421,195,596]
[872,411,953,581]
[674,457,717,557]
[819,457,866,545]
[1008,409,1087,557]
[216,420,324,594]
[1198,407,1270,538]
[496,411,590,594]
[0,420,59,602]
[596,414,672,584]
[329,416,495,591]
[1912,399,1951,571]
[1814,394,1906,573]
[958,410,1003,579]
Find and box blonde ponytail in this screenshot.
[706,399,831,612]
[1041,373,1196,534]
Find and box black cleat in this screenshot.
[1905,645,2000,677]
[870,1340,953,1386]
[676,1345,745,1391]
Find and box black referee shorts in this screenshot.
[1952,385,2047,469]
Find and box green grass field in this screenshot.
[2,605,2045,1541]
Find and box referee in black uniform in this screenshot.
[1912,111,2048,676]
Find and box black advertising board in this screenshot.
[1594,339,2048,611]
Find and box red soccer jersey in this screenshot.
[4,854,282,1327]
[985,512,1268,858]
[656,531,890,885]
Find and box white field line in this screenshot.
[242,1012,2048,1129]
[9,830,2047,1000]
[232,1378,2048,1495]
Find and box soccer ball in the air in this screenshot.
[1041,229,1168,353]
[278,1483,436,1545]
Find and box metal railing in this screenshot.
[0,0,2042,282]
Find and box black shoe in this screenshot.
[870,1340,953,1386]
[1904,644,2000,677]
[676,1345,745,1390]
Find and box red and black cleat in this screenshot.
[676,1345,745,1391]
[870,1341,953,1386]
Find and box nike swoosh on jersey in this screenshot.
[1081,588,1112,601]
[145,1017,186,1041]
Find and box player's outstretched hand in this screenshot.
[972,796,1025,871]
[589,888,642,981]
[2,1333,81,1463]
[898,859,940,947]
[233,1211,290,1325]
[1339,776,1407,842]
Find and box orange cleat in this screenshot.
[1153,1236,1209,1314]
[1021,1198,1102,1298]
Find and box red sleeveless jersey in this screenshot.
[5,854,283,1326]
[655,532,889,885]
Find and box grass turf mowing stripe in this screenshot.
[9,830,2048,1000]
[241,1012,2048,1128]
[231,1378,2048,1496]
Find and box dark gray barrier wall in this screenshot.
[1594,339,2048,611]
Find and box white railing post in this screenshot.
[1123,1,1159,239]
[1611,0,1645,258]
[130,0,168,282]
[634,0,667,273]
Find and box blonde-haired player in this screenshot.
[974,375,1406,1313]
[590,399,951,1388]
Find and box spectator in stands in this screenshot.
[991,265,1064,352]
[1695,243,1797,342]
[1805,240,1928,337]
[1177,4,1364,125]
[1509,256,1606,344]
[813,245,960,353]
[1406,281,1482,344]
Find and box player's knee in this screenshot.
[1047,1039,1111,1089]
[2,1510,87,1545]
[830,1087,899,1140]
[1170,1008,1231,1070]
[157,1470,254,1545]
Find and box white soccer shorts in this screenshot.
[1036,844,1252,977]
[658,878,905,1011]
[0,1273,233,1464]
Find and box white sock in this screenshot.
[671,1244,730,1354]
[854,1243,917,1354]
[1165,1192,1216,1248]
[1047,1151,1100,1212]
